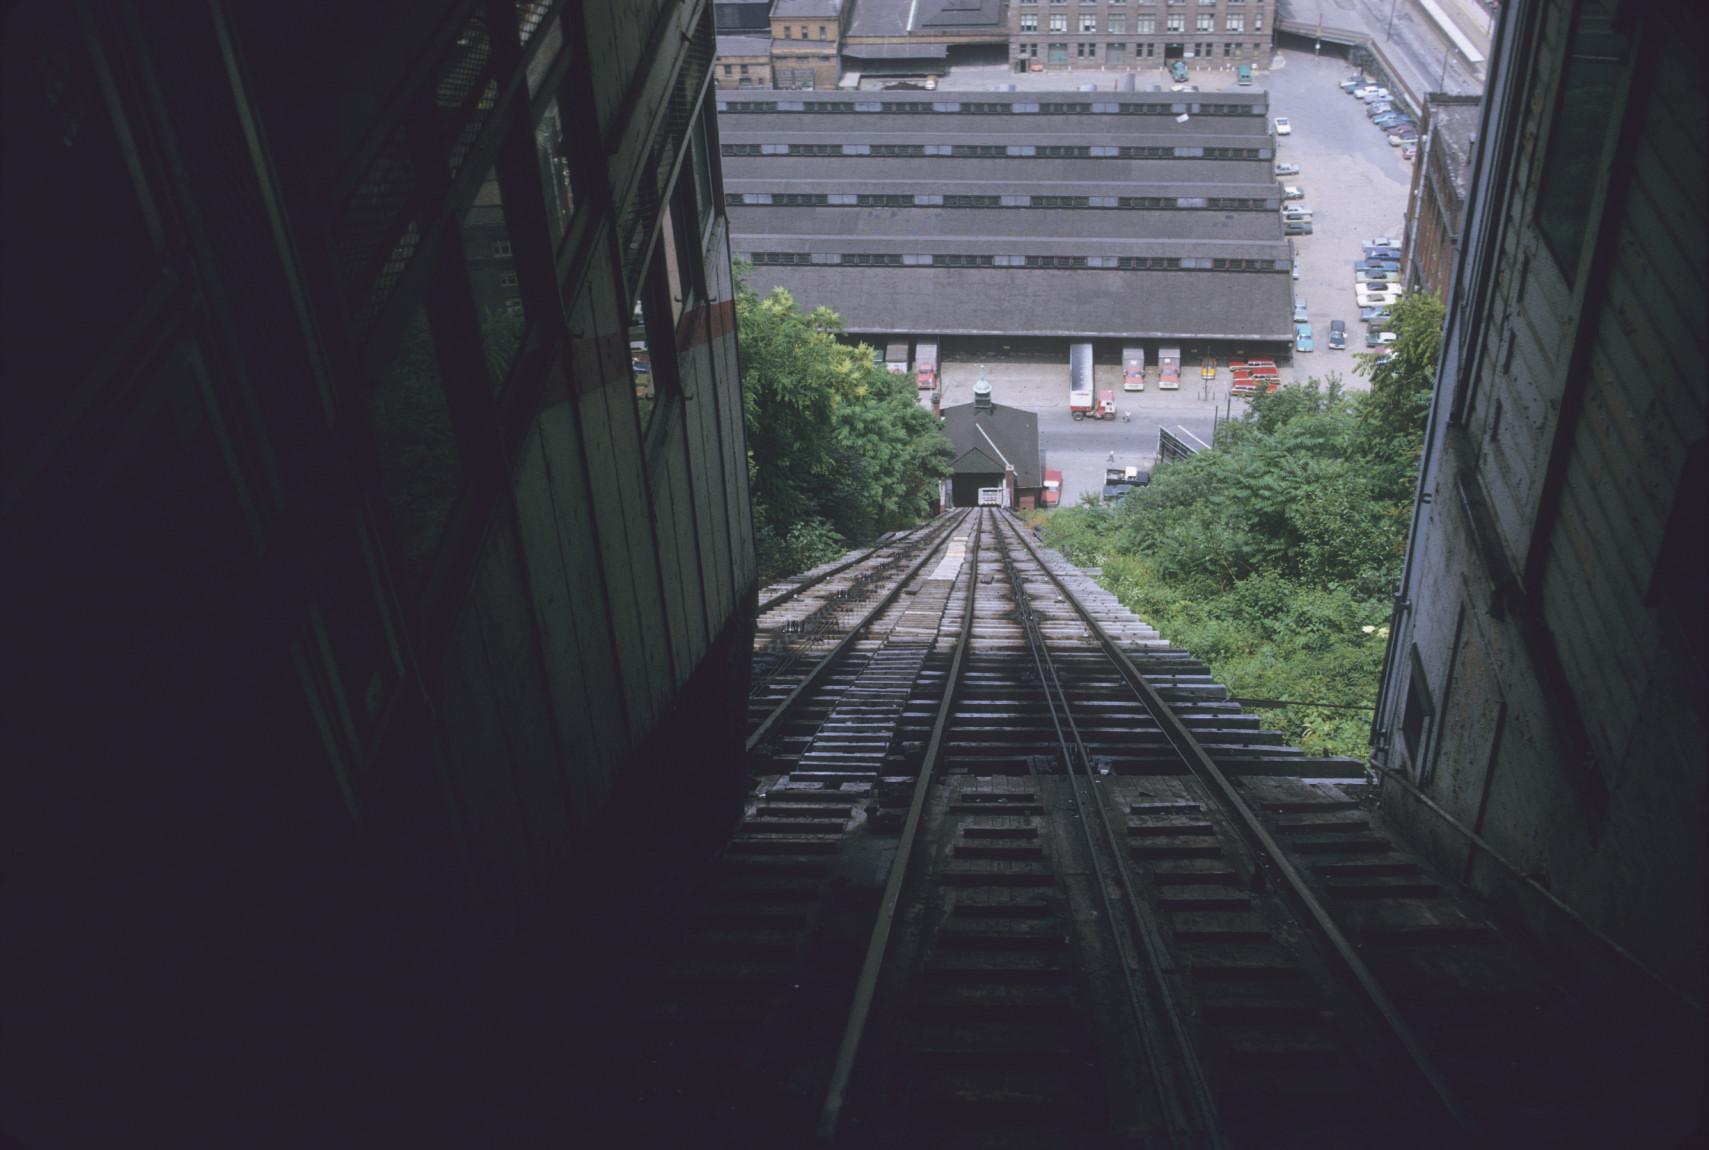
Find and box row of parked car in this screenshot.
[1356,238,1403,350]
[1340,75,1420,161]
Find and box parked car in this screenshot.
[1284,205,1314,219]
[1366,236,1399,249]
[1292,257,1301,280]
[1367,103,1394,119]
[1284,219,1314,235]
[1362,88,1392,103]
[1282,185,1305,200]
[1402,142,1419,160]
[1274,162,1300,176]
[1356,270,1398,284]
[1365,248,1402,262]
[1352,85,1381,99]
[1340,76,1364,92]
[1170,59,1189,83]
[1328,319,1347,349]
[1293,294,1309,323]
[1389,131,1419,146]
[1274,116,1292,135]
[1359,305,1394,322]
[1295,322,1315,352]
[1366,327,1399,348]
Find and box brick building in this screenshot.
[1402,93,1482,297]
[770,0,847,88]
[1009,0,1276,71]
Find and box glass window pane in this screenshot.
[522,5,563,95]
[1535,6,1627,282]
[369,306,463,595]
[459,166,526,391]
[536,100,576,249]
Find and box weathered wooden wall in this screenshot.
[3,0,754,1142]
[1375,0,1706,1003]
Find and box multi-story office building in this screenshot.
[770,0,848,88]
[1009,0,1276,71]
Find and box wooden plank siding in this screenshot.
[1377,0,1708,1000]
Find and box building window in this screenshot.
[1109,14,1127,33]
[1080,14,1097,32]
[818,24,827,39]
[1535,6,1629,282]
[1077,41,1096,57]
[1196,14,1212,32]
[1048,41,1068,63]
[1021,13,1038,31]
[1255,13,1263,30]
[782,25,790,37]
[1227,14,1244,31]
[1167,14,1184,32]
[1136,15,1155,32]
[1049,13,1068,31]
[1400,649,1435,780]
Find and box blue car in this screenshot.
[1294,322,1314,352]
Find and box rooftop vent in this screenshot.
[973,376,993,413]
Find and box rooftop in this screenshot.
[940,399,1042,488]
[745,266,1294,342]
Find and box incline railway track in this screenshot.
[614,510,1661,1148]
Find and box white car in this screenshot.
[1274,116,1291,135]
[1361,89,1392,103]
[1274,162,1300,176]
[1366,236,1398,249]
[1282,185,1305,200]
[1357,291,1401,308]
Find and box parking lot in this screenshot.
[1264,51,1416,385]
[895,49,1417,504]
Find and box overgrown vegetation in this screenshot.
[1046,293,1445,759]
[738,273,953,581]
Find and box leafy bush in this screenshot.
[1046,295,1443,758]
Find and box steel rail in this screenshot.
[746,510,971,756]
[1008,514,1481,1136]
[815,510,986,1143]
[992,517,1225,1150]
[756,517,939,617]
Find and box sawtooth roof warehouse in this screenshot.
[721,89,1295,348]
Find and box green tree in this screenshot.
[1357,291,1446,501]
[737,274,952,580]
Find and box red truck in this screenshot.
[1042,469,1062,508]
[915,340,939,391]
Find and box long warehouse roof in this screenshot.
[728,206,1287,245]
[720,89,1292,344]
[743,266,1295,342]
